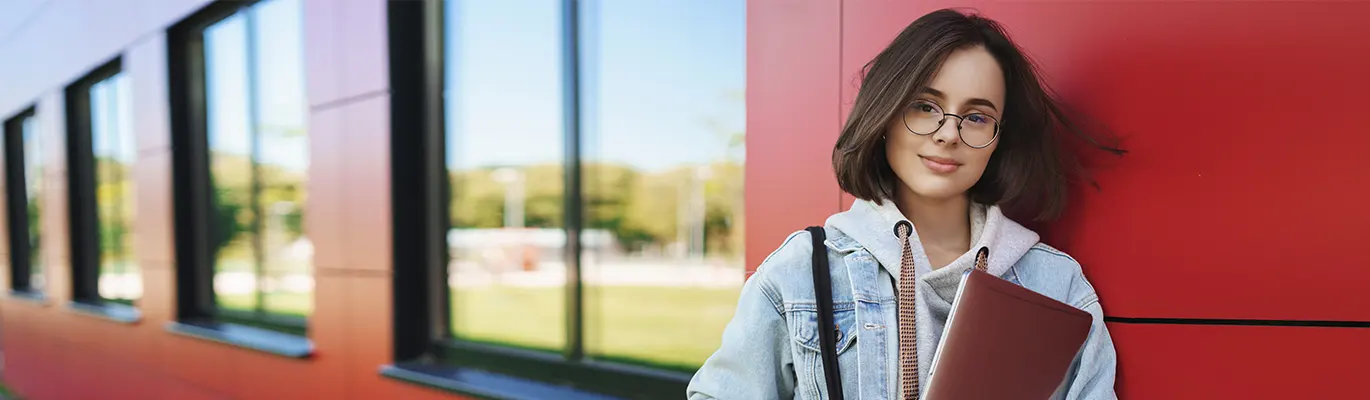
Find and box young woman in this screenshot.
[687,8,1122,400]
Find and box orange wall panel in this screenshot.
[336,95,393,274]
[305,107,346,270]
[0,1,436,399]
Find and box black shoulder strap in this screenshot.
[805,226,844,400]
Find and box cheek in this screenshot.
[884,129,921,171]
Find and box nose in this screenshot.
[931,116,961,145]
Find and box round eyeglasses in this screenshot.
[902,100,1001,149]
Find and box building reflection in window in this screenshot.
[203,0,312,323]
[443,0,745,371]
[90,72,140,302]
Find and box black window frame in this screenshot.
[164,0,313,359]
[382,1,692,398]
[3,106,47,303]
[63,56,143,324]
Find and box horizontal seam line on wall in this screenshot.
[309,89,390,111]
[1104,316,1370,328]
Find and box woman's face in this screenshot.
[885,46,1006,202]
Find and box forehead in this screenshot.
[923,46,1006,108]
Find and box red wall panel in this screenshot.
[0,0,1365,399]
[835,0,1370,321]
[1038,1,1370,322]
[1109,322,1370,398]
[742,1,1370,398]
[744,0,847,273]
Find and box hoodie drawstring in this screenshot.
[893,224,991,400]
[893,220,919,400]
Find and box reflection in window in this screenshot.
[442,0,746,371]
[579,0,746,371]
[90,72,140,302]
[203,0,312,324]
[445,0,567,352]
[8,113,45,292]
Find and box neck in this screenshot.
[894,189,972,254]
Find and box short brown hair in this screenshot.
[832,8,1123,221]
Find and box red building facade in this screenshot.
[748,1,1370,398]
[0,0,1366,399]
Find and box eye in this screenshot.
[910,100,940,115]
[965,113,993,125]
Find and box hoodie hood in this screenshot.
[826,198,1040,284]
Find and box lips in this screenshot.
[919,155,961,174]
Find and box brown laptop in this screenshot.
[924,268,1094,399]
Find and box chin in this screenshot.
[906,181,971,201]
[892,167,977,202]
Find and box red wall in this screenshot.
[747,0,1370,398]
[1,0,1366,398]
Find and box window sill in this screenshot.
[165,320,314,359]
[382,340,691,400]
[7,289,50,305]
[216,309,308,336]
[380,363,622,400]
[68,301,142,324]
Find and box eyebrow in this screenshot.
[919,88,999,112]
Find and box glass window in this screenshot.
[441,0,745,372]
[3,110,44,294]
[5,112,45,294]
[445,0,567,352]
[203,0,311,326]
[22,115,43,292]
[578,0,746,371]
[23,115,43,292]
[90,72,140,303]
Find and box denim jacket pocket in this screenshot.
[787,303,859,399]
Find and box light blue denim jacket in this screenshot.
[687,199,1117,399]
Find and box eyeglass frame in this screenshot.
[901,100,1003,149]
